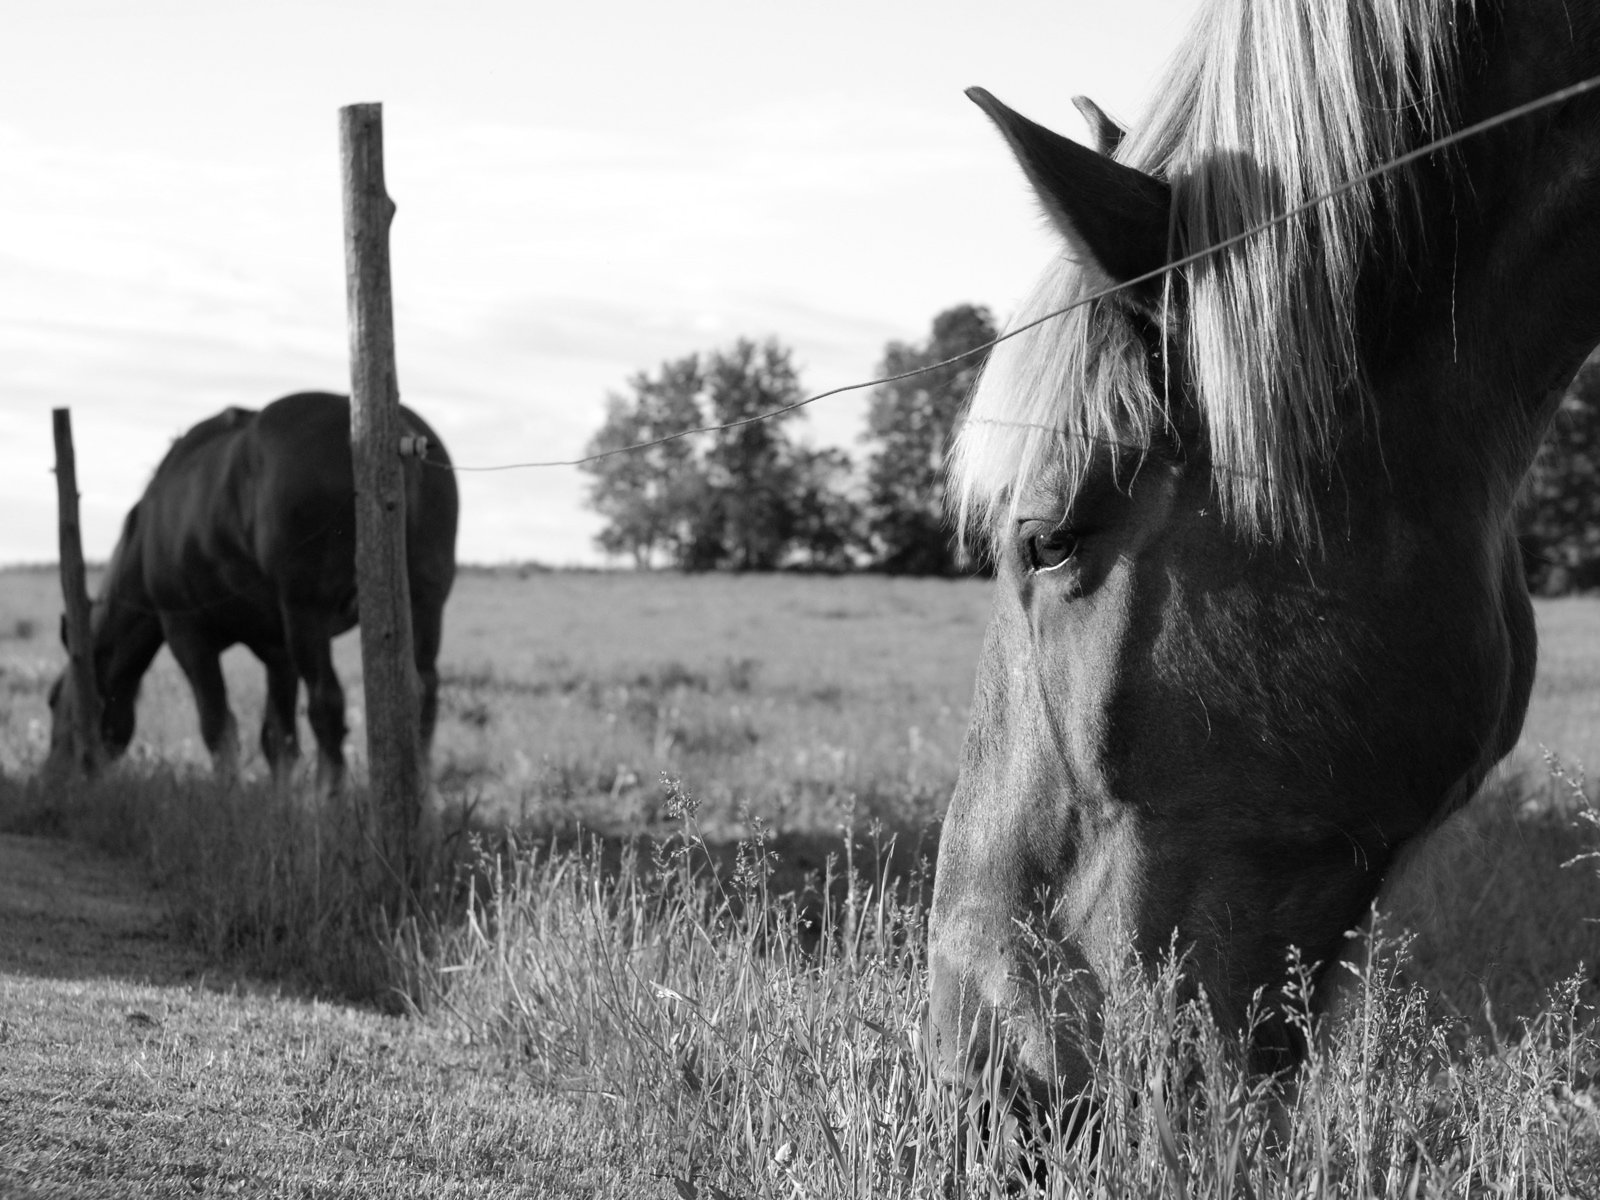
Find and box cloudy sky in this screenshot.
[2,0,1197,565]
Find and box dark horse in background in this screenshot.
[930,0,1600,1128]
[47,392,459,792]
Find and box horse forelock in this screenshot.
[953,0,1473,548]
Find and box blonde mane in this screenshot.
[953,0,1469,546]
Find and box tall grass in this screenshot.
[0,767,434,1004]
[381,776,1600,1198]
[3,755,1596,1194]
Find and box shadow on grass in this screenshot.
[1,760,1592,1038]
[492,810,942,951]
[0,823,213,988]
[0,768,427,1007]
[0,765,944,1010]
[1388,763,1600,1033]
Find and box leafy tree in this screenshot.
[1521,352,1600,594]
[860,304,996,574]
[583,337,863,571]
[700,340,807,571]
[582,355,706,567]
[785,446,861,571]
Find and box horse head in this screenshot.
[45,600,143,776]
[929,0,1600,1127]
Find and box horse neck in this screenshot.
[93,527,164,707]
[1370,8,1600,523]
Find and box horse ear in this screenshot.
[1071,95,1127,157]
[968,87,1170,297]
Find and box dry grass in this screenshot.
[0,963,657,1197]
[0,568,1597,1196]
[389,775,1600,1197]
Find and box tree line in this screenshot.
[583,304,1600,591]
[1522,348,1600,594]
[581,304,994,574]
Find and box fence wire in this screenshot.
[428,73,1600,474]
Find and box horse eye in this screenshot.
[1026,528,1080,572]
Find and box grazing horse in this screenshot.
[929,0,1600,1118]
[46,392,459,792]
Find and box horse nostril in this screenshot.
[927,973,1113,1186]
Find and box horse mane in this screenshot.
[94,406,257,610]
[953,0,1472,547]
[94,502,147,618]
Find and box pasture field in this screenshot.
[0,567,1597,1196]
[0,568,987,833]
[5,566,1594,825]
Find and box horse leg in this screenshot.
[282,603,346,796]
[410,592,446,775]
[258,645,301,790]
[163,627,238,780]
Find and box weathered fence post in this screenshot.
[52,408,103,775]
[339,102,423,878]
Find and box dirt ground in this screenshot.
[0,834,650,1199]
[0,833,233,1197]
[0,833,205,987]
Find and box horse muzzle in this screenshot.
[926,913,1106,1116]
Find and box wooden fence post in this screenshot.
[339,102,423,876]
[52,408,103,774]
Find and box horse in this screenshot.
[46,391,460,793]
[928,0,1600,1125]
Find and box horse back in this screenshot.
[245,394,358,613]
[133,406,265,616]
[248,392,459,620]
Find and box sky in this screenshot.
[2,0,1199,566]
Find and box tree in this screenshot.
[1521,352,1600,594]
[860,304,997,574]
[582,355,706,567]
[786,446,861,571]
[582,337,863,571]
[700,340,807,571]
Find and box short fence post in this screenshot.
[52,408,103,775]
[339,102,423,880]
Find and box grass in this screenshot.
[4,767,1596,1196]
[0,963,648,1196]
[1,567,1598,1196]
[428,571,985,837]
[401,780,1600,1197]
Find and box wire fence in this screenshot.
[426,72,1600,476]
